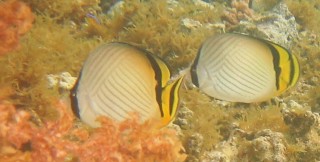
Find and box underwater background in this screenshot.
[0,0,319,161]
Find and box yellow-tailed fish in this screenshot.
[190,33,299,103]
[71,43,183,127]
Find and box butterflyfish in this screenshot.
[190,33,300,103]
[71,43,183,128]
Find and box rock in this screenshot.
[181,18,203,30]
[201,151,228,162]
[228,2,299,49]
[200,128,288,161]
[250,0,281,12]
[186,133,204,157]
[288,100,303,109]
[282,108,318,136]
[47,72,77,90]
[192,0,215,9]
[173,104,194,129]
[251,129,287,162]
[105,1,124,17]
[256,2,299,48]
[167,123,184,137]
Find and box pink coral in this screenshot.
[0,100,186,162]
[0,0,34,56]
[75,116,186,162]
[0,101,33,148]
[0,101,33,162]
[221,0,254,27]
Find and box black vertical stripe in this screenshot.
[145,53,165,117]
[190,46,202,87]
[70,72,81,118]
[119,43,168,118]
[264,43,281,90]
[238,34,284,90]
[288,53,295,86]
[168,78,182,115]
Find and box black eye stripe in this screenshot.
[191,46,202,87]
[70,72,81,118]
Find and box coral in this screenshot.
[0,0,34,56]
[0,100,186,162]
[282,108,318,136]
[207,106,317,161]
[252,130,287,161]
[282,108,320,161]
[221,0,254,27]
[199,129,288,161]
[0,101,33,149]
[185,133,203,160]
[177,89,307,161]
[201,151,229,162]
[76,117,186,162]
[0,101,33,162]
[173,103,194,130]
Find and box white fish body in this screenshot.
[72,43,184,128]
[74,43,160,127]
[190,33,299,103]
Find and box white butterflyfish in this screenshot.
[71,43,183,127]
[190,33,300,103]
